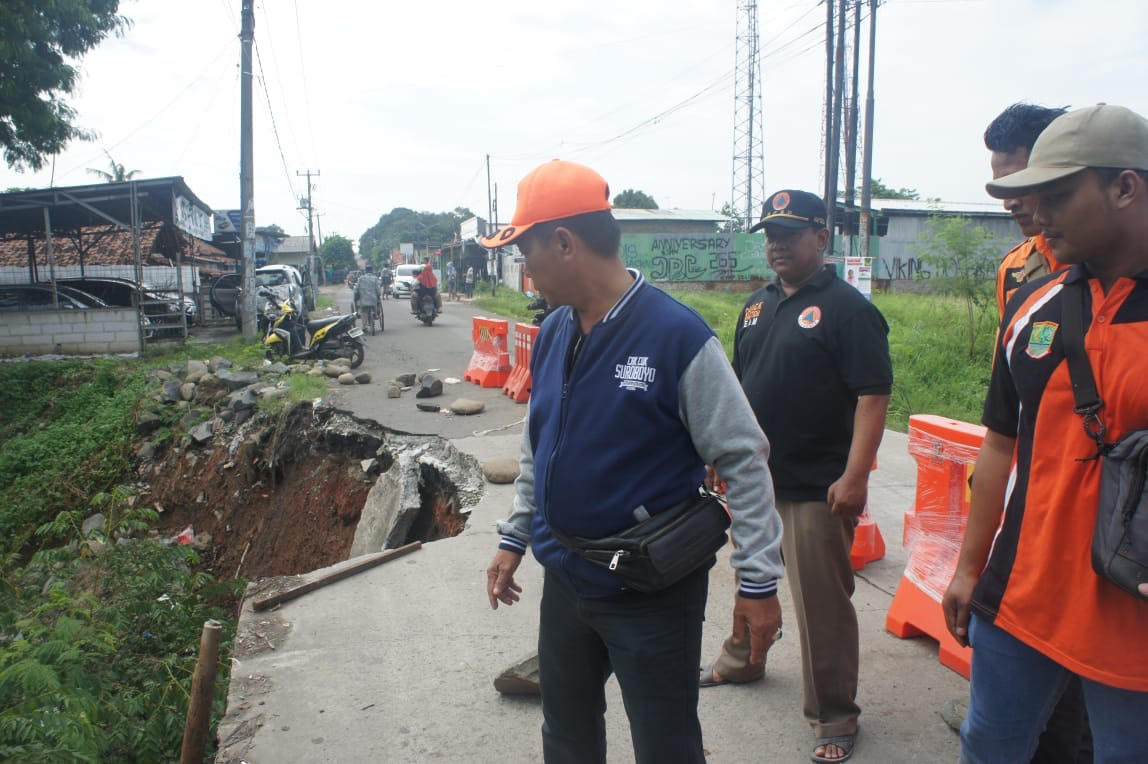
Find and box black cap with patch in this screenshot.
[748,189,828,233]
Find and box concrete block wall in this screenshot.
[0,308,141,355]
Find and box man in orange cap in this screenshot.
[483,160,784,762]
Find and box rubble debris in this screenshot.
[482,458,519,484]
[415,375,443,398]
[449,398,485,416]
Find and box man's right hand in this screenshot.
[731,595,782,664]
[486,549,524,610]
[942,569,978,647]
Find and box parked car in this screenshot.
[0,284,156,336]
[60,278,190,332]
[256,265,306,317]
[391,264,423,299]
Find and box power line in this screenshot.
[56,37,235,181]
[257,1,305,164]
[253,38,299,204]
[293,0,319,164]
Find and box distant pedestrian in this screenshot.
[464,265,475,298]
[447,261,458,301]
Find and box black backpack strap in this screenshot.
[1060,279,1108,456]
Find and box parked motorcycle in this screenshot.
[261,289,365,368]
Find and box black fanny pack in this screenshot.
[550,489,731,593]
[1062,281,1148,600]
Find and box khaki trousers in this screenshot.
[716,498,860,738]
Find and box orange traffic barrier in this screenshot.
[503,323,538,403]
[885,414,985,679]
[850,508,886,571]
[464,317,511,388]
[849,459,885,571]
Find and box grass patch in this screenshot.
[144,336,266,370]
[316,295,336,310]
[259,373,330,413]
[471,286,534,322]
[0,361,239,760]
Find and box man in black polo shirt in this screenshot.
[700,189,892,764]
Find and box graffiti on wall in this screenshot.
[620,233,772,282]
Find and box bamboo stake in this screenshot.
[180,619,222,764]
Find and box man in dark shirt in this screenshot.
[700,189,892,764]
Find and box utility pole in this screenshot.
[297,169,319,257]
[843,0,862,256]
[491,182,499,296]
[826,0,846,258]
[239,0,256,340]
[485,154,493,233]
[823,0,834,204]
[314,212,324,248]
[860,0,878,261]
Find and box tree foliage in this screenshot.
[358,207,473,265]
[866,178,920,200]
[719,201,747,233]
[0,1,130,171]
[255,223,287,240]
[915,214,1001,358]
[319,233,355,271]
[612,188,658,209]
[85,150,137,182]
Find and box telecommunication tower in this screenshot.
[731,0,765,230]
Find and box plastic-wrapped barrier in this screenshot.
[464,318,511,388]
[503,323,538,403]
[885,414,985,679]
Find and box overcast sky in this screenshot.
[3,0,1146,249]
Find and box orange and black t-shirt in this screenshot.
[975,264,1148,691]
[995,234,1063,316]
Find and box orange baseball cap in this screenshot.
[479,159,612,248]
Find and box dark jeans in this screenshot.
[961,614,1148,764]
[538,568,709,764]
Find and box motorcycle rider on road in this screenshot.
[411,258,442,315]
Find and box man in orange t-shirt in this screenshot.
[979,104,1094,764]
[943,104,1148,763]
[985,103,1069,315]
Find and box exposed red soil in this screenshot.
[140,406,378,582]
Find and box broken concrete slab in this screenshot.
[394,372,417,386]
[218,369,260,391]
[161,380,183,403]
[387,384,402,398]
[415,376,443,398]
[189,420,214,445]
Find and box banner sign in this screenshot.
[619,233,772,282]
[173,195,213,240]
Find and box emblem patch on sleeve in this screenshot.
[1026,321,1058,359]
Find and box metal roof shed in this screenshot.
[0,177,214,349]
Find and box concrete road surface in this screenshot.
[326,285,528,438]
[216,285,969,763]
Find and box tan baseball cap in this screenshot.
[986,104,1148,199]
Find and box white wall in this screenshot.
[0,309,141,355]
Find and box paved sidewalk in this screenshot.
[217,426,967,763]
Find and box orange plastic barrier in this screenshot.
[850,508,886,571]
[503,323,538,403]
[464,317,511,388]
[849,459,885,571]
[885,414,985,679]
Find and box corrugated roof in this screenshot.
[870,198,1011,217]
[611,208,729,222]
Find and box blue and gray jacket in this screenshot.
[498,271,783,599]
